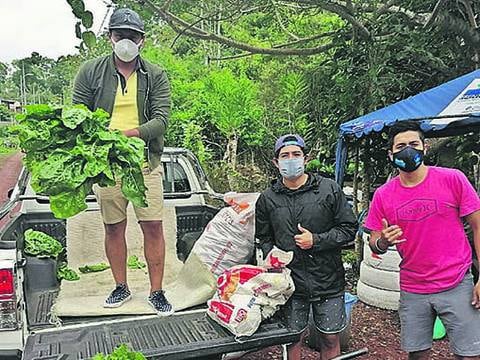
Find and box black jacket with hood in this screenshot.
[255,173,358,299]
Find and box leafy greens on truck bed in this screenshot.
[11,104,147,218]
[24,229,64,258]
[127,255,146,270]
[92,344,146,360]
[79,262,110,273]
[57,264,80,281]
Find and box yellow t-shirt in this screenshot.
[109,72,139,131]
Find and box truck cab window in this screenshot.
[162,162,191,193]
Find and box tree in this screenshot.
[68,1,479,60]
[202,68,264,170]
[0,62,8,85]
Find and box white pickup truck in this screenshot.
[0,147,300,360]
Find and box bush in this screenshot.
[0,105,13,122]
[342,249,359,266]
[306,159,335,178]
[206,161,270,193]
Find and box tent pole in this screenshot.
[354,139,371,267]
[360,139,370,213]
[352,145,359,217]
[334,136,347,185]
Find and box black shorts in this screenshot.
[281,293,347,334]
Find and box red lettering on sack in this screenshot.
[235,308,248,323]
[253,283,272,296]
[211,240,234,273]
[210,300,234,323]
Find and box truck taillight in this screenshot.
[0,268,19,330]
[0,269,14,300]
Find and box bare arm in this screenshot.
[466,209,480,309]
[368,219,406,254]
[122,128,140,138]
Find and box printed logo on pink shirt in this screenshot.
[396,199,438,221]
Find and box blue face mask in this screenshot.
[278,158,305,180]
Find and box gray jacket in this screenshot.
[72,54,170,169]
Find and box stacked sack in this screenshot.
[192,192,259,277]
[207,248,295,337]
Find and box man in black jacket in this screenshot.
[255,134,358,360]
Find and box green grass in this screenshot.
[0,146,17,155]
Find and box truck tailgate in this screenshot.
[23,311,300,359]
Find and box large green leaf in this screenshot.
[73,139,112,178]
[61,106,91,129]
[111,135,145,165]
[33,150,87,195]
[49,182,90,219]
[10,122,51,152]
[120,167,148,208]
[81,108,109,134]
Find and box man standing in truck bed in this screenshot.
[72,7,173,315]
[255,134,358,360]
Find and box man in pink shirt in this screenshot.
[364,121,480,360]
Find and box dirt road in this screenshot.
[0,152,23,228]
[0,152,23,202]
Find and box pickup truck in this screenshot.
[0,147,300,360]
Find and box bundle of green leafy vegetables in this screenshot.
[10,104,147,218]
[93,344,146,360]
[79,262,110,273]
[24,229,64,258]
[57,264,80,281]
[127,255,146,270]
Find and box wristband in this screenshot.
[373,237,388,254]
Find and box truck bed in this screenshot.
[1,206,301,359]
[23,311,299,360]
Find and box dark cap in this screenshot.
[274,134,305,155]
[109,8,145,34]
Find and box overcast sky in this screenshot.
[0,0,109,63]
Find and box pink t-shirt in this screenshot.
[364,166,480,294]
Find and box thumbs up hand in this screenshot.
[294,223,313,250]
[378,218,406,249]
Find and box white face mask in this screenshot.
[113,38,140,63]
[278,158,305,180]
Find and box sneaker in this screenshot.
[148,290,174,316]
[104,283,132,308]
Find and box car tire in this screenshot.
[359,261,400,292]
[362,242,401,271]
[357,279,400,310]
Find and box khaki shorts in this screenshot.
[93,166,164,224]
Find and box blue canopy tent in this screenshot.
[335,69,480,185]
